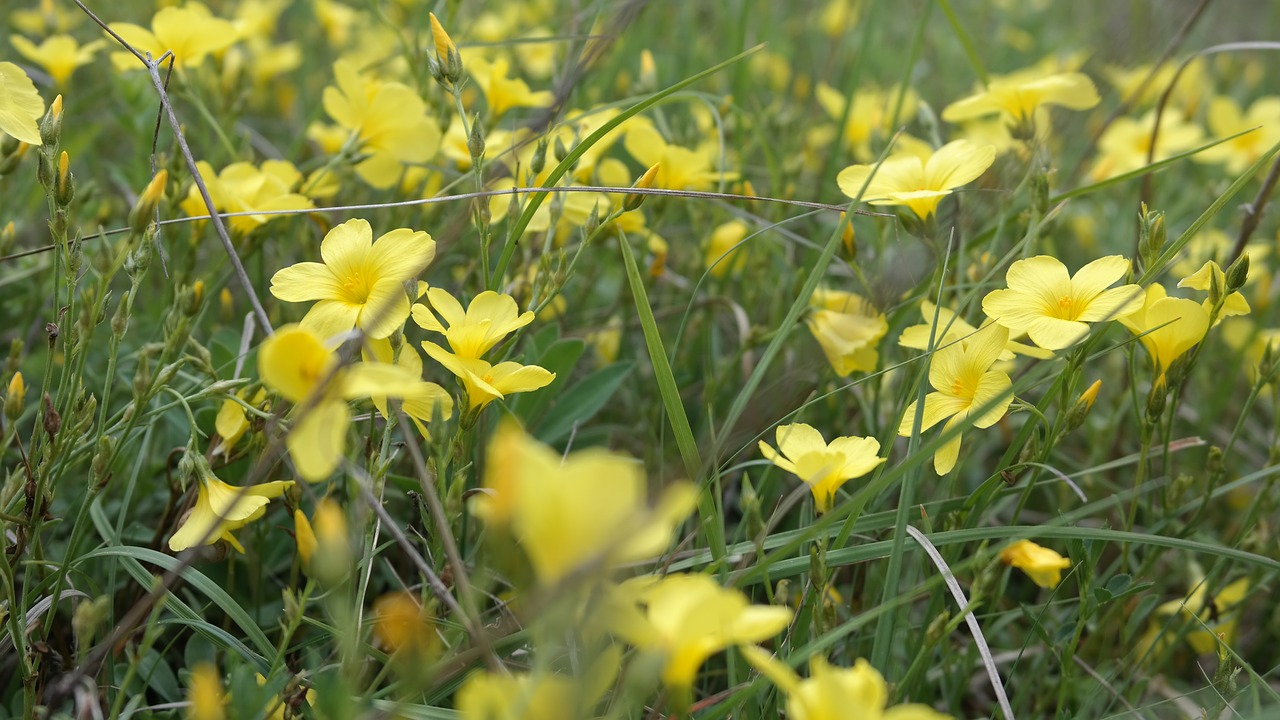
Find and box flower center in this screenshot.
[341,274,372,304]
[1055,295,1076,320]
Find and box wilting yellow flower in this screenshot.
[0,61,44,145]
[423,342,554,413]
[188,663,225,720]
[471,423,694,584]
[758,423,884,513]
[1178,260,1251,321]
[898,301,1052,360]
[270,218,435,341]
[1000,540,1071,589]
[982,255,1144,350]
[742,649,953,720]
[320,59,442,188]
[10,35,103,87]
[212,387,266,457]
[899,323,1013,475]
[1137,571,1249,661]
[623,122,738,190]
[1088,110,1204,181]
[705,220,749,278]
[411,288,534,359]
[607,573,792,690]
[258,325,422,481]
[372,591,434,654]
[467,55,554,117]
[180,160,313,236]
[108,2,237,71]
[837,140,995,219]
[806,289,888,376]
[1118,285,1210,378]
[815,83,918,160]
[943,71,1099,127]
[168,459,293,553]
[1196,96,1280,174]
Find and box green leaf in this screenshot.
[509,338,585,423]
[536,362,634,444]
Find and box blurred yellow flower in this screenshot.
[372,591,434,654]
[0,61,45,145]
[759,422,884,513]
[623,122,738,190]
[468,55,554,117]
[188,663,225,720]
[943,71,1099,127]
[815,83,918,160]
[456,667,613,720]
[704,220,749,278]
[898,323,1013,475]
[742,648,953,720]
[180,160,313,236]
[10,35,103,87]
[270,218,435,341]
[1137,572,1249,662]
[806,288,887,376]
[837,140,995,219]
[1118,285,1210,378]
[1196,96,1280,175]
[982,255,1144,350]
[999,539,1071,589]
[412,288,534,359]
[108,2,237,71]
[361,340,454,437]
[1088,110,1204,181]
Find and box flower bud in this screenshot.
[40,95,63,147]
[111,290,130,338]
[1146,375,1167,423]
[42,392,61,440]
[839,211,856,261]
[293,508,317,568]
[55,151,74,207]
[129,170,168,237]
[467,113,485,163]
[624,163,660,212]
[4,372,25,422]
[124,226,153,280]
[1139,204,1165,266]
[531,138,548,175]
[91,434,116,490]
[638,49,657,90]
[1065,379,1101,432]
[429,13,457,64]
[0,222,14,256]
[1226,252,1249,292]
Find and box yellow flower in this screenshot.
[999,540,1071,589]
[471,423,694,584]
[321,59,442,188]
[187,663,225,720]
[422,342,555,413]
[212,387,266,457]
[837,140,995,219]
[179,160,313,236]
[742,649,953,720]
[372,591,434,654]
[815,83,918,160]
[806,289,888,376]
[108,2,237,71]
[456,668,608,720]
[362,340,454,437]
[898,301,1053,360]
[1178,260,1251,321]
[705,220,749,278]
[270,218,435,341]
[1087,110,1204,181]
[1196,96,1280,175]
[758,423,884,513]
[942,71,1099,126]
[1118,285,1210,378]
[10,35,103,87]
[607,573,791,690]
[168,459,293,553]
[256,672,314,720]
[898,323,1013,475]
[467,54,554,117]
[0,61,44,145]
[623,121,739,190]
[257,324,423,481]
[982,255,1145,350]
[411,288,534,359]
[1104,59,1208,115]
[1137,571,1249,661]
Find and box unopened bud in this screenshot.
[4,372,25,421]
[531,138,548,175]
[839,211,856,260]
[926,609,952,644]
[42,393,61,440]
[1147,375,1167,422]
[124,226,153,280]
[111,291,130,337]
[624,163,660,211]
[219,288,233,322]
[1139,204,1165,265]
[53,150,74,207]
[553,136,568,163]
[0,222,14,256]
[133,353,151,401]
[638,49,657,89]
[429,13,457,64]
[182,281,205,316]
[40,95,63,147]
[1065,379,1101,432]
[1226,252,1249,292]
[91,435,116,490]
[294,508,317,568]
[129,170,168,236]
[467,114,485,163]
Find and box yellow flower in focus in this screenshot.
[270,218,435,341]
[471,423,694,584]
[411,288,534,359]
[607,573,792,690]
[0,61,45,145]
[898,323,1013,475]
[10,35,103,87]
[898,301,1053,360]
[423,342,554,413]
[168,460,293,553]
[1118,285,1210,378]
[942,71,1099,126]
[428,12,457,63]
[467,55,554,117]
[187,663,225,720]
[257,325,423,481]
[982,255,1144,350]
[806,288,888,376]
[837,140,995,219]
[1179,260,1251,322]
[758,423,884,513]
[321,59,443,188]
[623,122,739,190]
[705,220,749,278]
[1196,96,1280,174]
[741,648,953,720]
[179,160,313,236]
[1087,110,1204,181]
[999,540,1071,589]
[108,2,237,71]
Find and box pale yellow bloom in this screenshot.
[1000,540,1071,589]
[759,423,884,513]
[10,35,103,87]
[807,289,887,376]
[837,140,995,219]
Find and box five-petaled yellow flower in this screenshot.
[942,71,1100,127]
[0,61,45,145]
[982,255,1144,351]
[807,288,888,376]
[898,323,1013,475]
[1000,540,1072,589]
[270,218,436,341]
[169,454,293,553]
[837,140,996,219]
[422,341,555,412]
[411,287,534,359]
[759,422,884,514]
[11,35,104,87]
[1118,285,1209,379]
